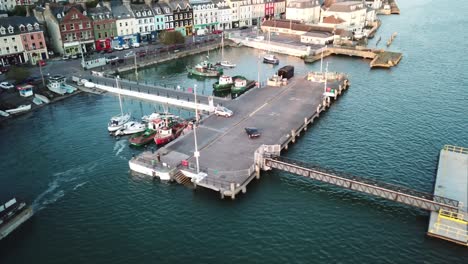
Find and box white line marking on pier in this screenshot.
[249,102,268,117]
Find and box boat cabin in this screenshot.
[234,78,247,88]
[219,75,233,85]
[16,84,34,97]
[277,65,294,80]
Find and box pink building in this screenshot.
[21,30,48,64]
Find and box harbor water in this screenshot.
[1,0,467,262]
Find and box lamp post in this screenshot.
[193,84,200,174]
[134,53,139,82]
[33,53,45,88]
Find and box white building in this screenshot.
[131,4,155,42]
[285,0,321,24]
[365,0,382,10]
[273,0,286,18]
[226,0,240,28]
[251,0,264,25]
[191,0,218,32]
[214,0,232,30]
[321,1,368,32]
[238,0,252,27]
[300,31,335,45]
[113,5,136,37]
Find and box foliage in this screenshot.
[85,0,99,8]
[5,66,30,84]
[159,31,185,45]
[7,6,27,16]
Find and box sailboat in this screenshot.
[263,29,279,65]
[107,77,131,132]
[218,33,236,68]
[322,62,336,97]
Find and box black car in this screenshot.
[240,26,249,30]
[245,127,260,138]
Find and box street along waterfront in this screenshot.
[1,0,467,263]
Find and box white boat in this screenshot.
[218,33,236,68]
[0,110,9,117]
[263,54,279,65]
[35,94,50,104]
[141,112,176,123]
[108,77,131,132]
[5,104,31,114]
[114,121,146,136]
[47,75,75,95]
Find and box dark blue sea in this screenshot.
[1,1,467,263]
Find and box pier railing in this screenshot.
[443,145,467,154]
[264,155,461,212]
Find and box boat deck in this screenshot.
[427,146,468,246]
[132,74,348,197]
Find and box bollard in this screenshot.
[304,117,308,131]
[291,129,296,143]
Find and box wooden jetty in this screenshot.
[427,145,468,247]
[389,0,401,14]
[386,32,398,47]
[304,46,402,69]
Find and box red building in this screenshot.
[265,0,275,18]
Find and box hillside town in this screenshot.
[0,0,395,65]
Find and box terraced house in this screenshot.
[166,0,192,36]
[191,0,218,33]
[158,1,173,30]
[43,3,94,56]
[152,4,165,35]
[132,3,155,42]
[111,3,137,47]
[88,3,117,52]
[213,0,231,30]
[0,16,48,66]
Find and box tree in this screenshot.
[8,6,26,16]
[159,31,185,45]
[85,0,99,8]
[6,66,30,84]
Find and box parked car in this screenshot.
[122,44,130,49]
[214,106,233,117]
[212,30,223,34]
[114,46,124,51]
[0,82,15,89]
[245,127,261,138]
[71,54,78,59]
[62,55,70,60]
[106,55,119,63]
[0,66,9,73]
[240,26,249,30]
[124,51,135,58]
[38,60,46,67]
[131,42,140,48]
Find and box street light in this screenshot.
[32,53,46,88]
[193,84,200,174]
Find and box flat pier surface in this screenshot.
[428,146,468,246]
[153,76,344,192]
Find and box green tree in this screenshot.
[8,6,27,16]
[159,31,185,45]
[6,66,30,84]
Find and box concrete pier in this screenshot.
[129,73,349,198]
[427,145,468,246]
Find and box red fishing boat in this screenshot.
[154,121,187,146]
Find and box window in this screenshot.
[11,37,15,42]
[39,42,43,48]
[71,24,75,30]
[8,27,13,33]
[31,35,34,40]
[120,22,122,27]
[149,18,153,23]
[73,33,77,40]
[79,24,83,29]
[23,35,26,41]
[96,24,100,30]
[32,44,36,50]
[20,25,25,32]
[0,28,5,34]
[87,22,91,28]
[25,44,28,50]
[35,24,39,30]
[125,22,128,26]
[144,19,147,23]
[27,24,32,31]
[98,33,102,39]
[105,32,108,38]
[14,46,18,52]
[175,22,179,27]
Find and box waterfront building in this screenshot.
[131,3,155,42]
[0,16,48,66]
[300,31,335,45]
[213,0,231,30]
[238,0,252,27]
[318,15,346,29]
[42,3,94,56]
[191,0,218,33]
[152,4,166,36]
[158,1,173,30]
[365,0,382,10]
[261,19,345,39]
[226,0,240,28]
[321,1,368,32]
[264,0,274,19]
[111,3,137,47]
[250,0,264,26]
[273,0,285,19]
[166,0,193,36]
[285,0,321,24]
[88,3,117,52]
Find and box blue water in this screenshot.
[1,1,467,263]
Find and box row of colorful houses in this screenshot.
[33,0,287,56]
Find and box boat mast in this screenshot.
[193,84,200,174]
[221,32,224,61]
[115,76,124,117]
[324,62,329,93]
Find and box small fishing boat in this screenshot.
[35,94,50,104]
[154,121,187,146]
[263,54,279,65]
[47,75,76,95]
[187,61,223,78]
[141,112,176,123]
[220,61,236,68]
[5,104,31,114]
[231,76,255,94]
[129,128,157,147]
[114,121,146,136]
[32,97,43,105]
[212,75,233,92]
[0,198,33,241]
[108,77,131,132]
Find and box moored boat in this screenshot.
[219,61,236,68]
[187,61,223,78]
[212,75,233,92]
[5,104,31,114]
[154,121,187,146]
[34,93,50,104]
[263,54,279,65]
[129,128,157,147]
[107,113,131,132]
[0,110,9,117]
[141,112,176,123]
[231,76,255,94]
[114,121,146,136]
[0,198,33,241]
[47,75,76,95]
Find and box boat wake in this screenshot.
[114,139,127,157]
[32,162,98,213]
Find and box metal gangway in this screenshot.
[264,155,461,212]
